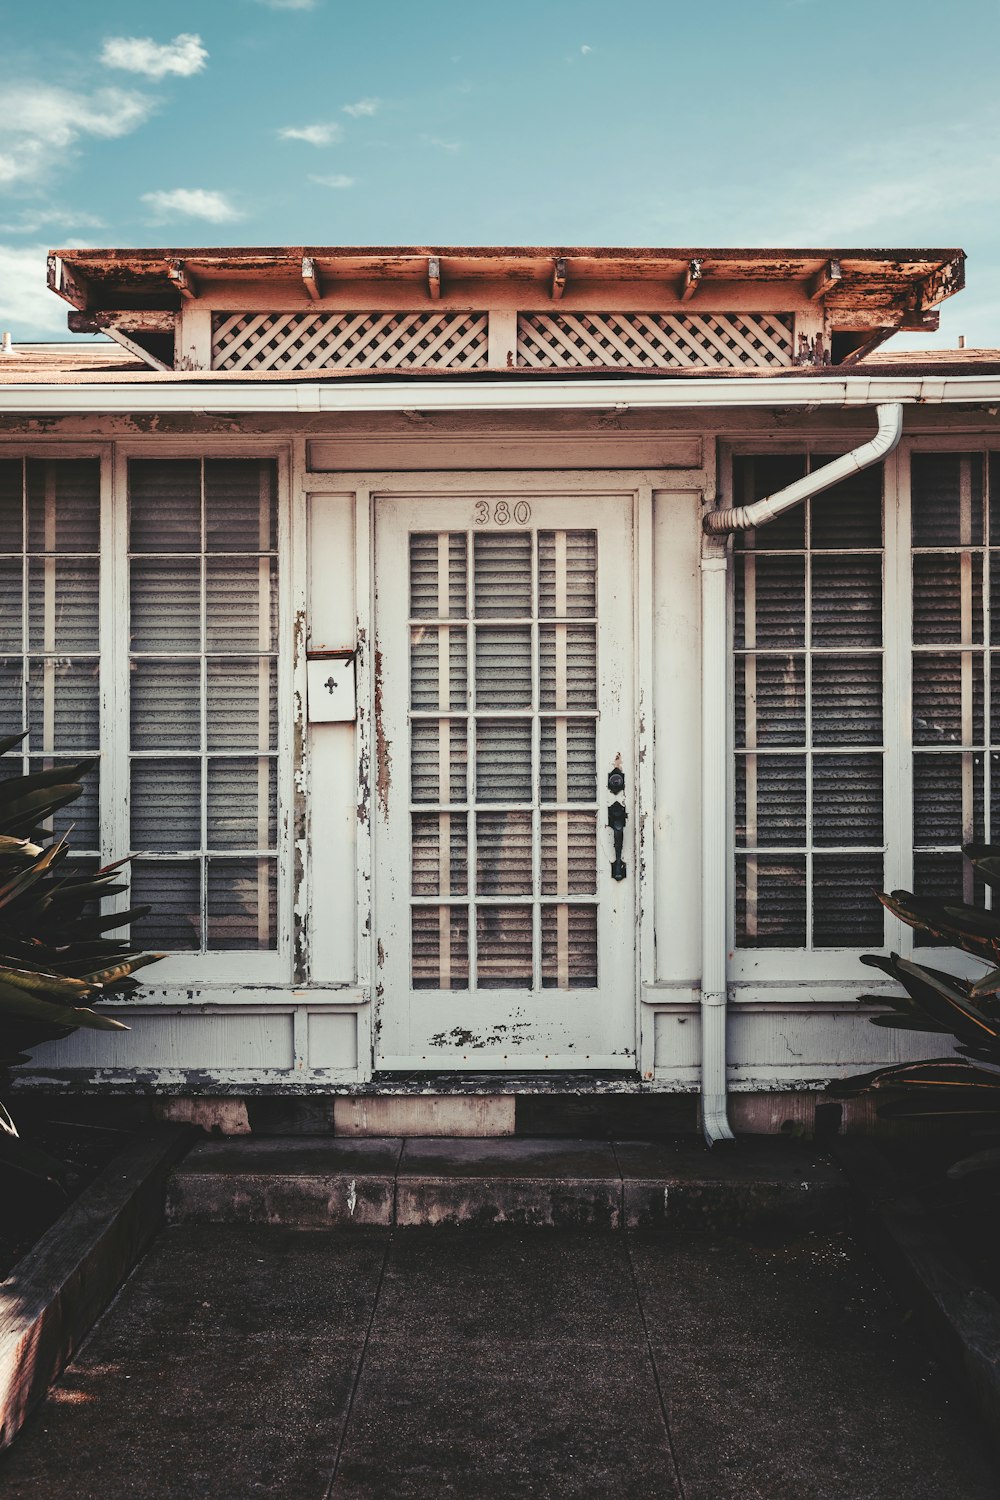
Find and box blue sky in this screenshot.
[2,0,999,347]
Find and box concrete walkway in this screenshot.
[1,1221,996,1499]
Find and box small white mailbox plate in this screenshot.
[307,654,356,723]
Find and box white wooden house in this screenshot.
[2,244,998,1139]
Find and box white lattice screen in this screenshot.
[517,312,794,369]
[212,312,490,371]
[213,308,796,372]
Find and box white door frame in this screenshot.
[324,468,660,1073]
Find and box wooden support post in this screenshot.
[838,327,896,366]
[68,310,177,335]
[792,305,827,365]
[679,259,702,302]
[487,309,517,369]
[428,256,441,301]
[302,256,322,301]
[899,309,940,332]
[167,261,197,301]
[551,257,567,300]
[807,258,842,301]
[176,304,213,370]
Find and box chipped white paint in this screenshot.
[346,1179,357,1216]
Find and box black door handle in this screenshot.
[607,801,627,882]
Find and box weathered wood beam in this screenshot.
[838,327,896,366]
[427,256,441,301]
[302,256,323,302]
[167,261,197,300]
[679,259,702,302]
[68,310,177,334]
[46,255,90,311]
[899,308,940,332]
[102,328,171,372]
[551,257,567,301]
[807,258,842,301]
[914,252,966,310]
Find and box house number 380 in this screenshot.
[474,501,531,525]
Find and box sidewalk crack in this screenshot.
[622,1229,688,1500]
[324,1226,393,1497]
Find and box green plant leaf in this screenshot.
[0,835,43,861]
[894,958,1000,1046]
[76,953,166,986]
[0,979,128,1031]
[969,966,1000,998]
[1,784,81,839]
[0,964,92,999]
[868,1012,947,1032]
[876,890,998,959]
[946,1146,1000,1178]
[0,834,69,911]
[0,759,97,807]
[0,730,28,757]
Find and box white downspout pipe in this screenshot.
[697,402,904,1147]
[703,402,904,535]
[700,542,736,1144]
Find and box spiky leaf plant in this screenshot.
[829,845,1000,1178]
[0,731,163,1185]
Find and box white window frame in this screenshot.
[725,433,1000,998]
[108,440,296,984]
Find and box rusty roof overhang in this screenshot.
[47,244,966,318]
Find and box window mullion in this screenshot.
[103,448,131,911]
[883,442,913,957]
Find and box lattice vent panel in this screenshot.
[516,312,795,370]
[212,312,490,372]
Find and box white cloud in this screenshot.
[256,0,319,9]
[101,33,208,79]
[0,245,73,338]
[342,98,379,118]
[581,44,593,54]
[0,207,105,235]
[0,83,153,188]
[141,188,243,223]
[279,122,343,145]
[310,173,354,188]
[424,136,460,153]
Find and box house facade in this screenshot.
[2,244,998,1137]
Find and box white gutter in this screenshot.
[700,545,735,1145]
[704,403,904,534]
[0,373,999,415]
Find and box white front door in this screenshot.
[373,487,637,1070]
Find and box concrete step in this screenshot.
[166,1136,850,1231]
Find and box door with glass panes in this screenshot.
[373,491,636,1070]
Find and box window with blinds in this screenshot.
[127,458,280,953]
[911,453,997,933]
[733,456,885,949]
[0,458,101,851]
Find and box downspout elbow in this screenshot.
[703,402,904,536]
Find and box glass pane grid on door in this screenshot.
[408,526,599,991]
[127,458,279,953]
[733,456,886,949]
